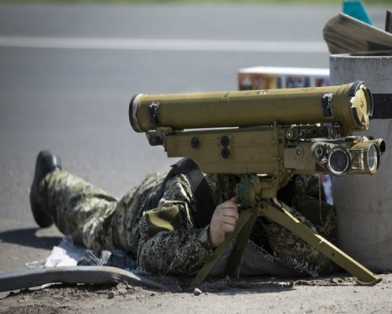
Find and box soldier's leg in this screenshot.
[40,169,119,252]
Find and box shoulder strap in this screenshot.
[170,159,216,228]
[146,158,215,227]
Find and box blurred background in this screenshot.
[0,0,388,270]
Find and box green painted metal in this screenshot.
[130,82,372,135]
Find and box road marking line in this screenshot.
[0,36,327,53]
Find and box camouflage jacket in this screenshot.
[130,171,336,277]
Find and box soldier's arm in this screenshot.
[136,174,215,275]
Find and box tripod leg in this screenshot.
[190,209,254,288]
[225,210,258,279]
[260,199,380,285]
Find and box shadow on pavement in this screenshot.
[0,228,62,250]
[198,278,295,295]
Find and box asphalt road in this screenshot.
[0,4,387,272]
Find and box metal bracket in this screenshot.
[321,93,334,118]
[148,102,160,127]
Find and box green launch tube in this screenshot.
[129,81,372,134]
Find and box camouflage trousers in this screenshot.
[40,169,163,256]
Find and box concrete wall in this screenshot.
[330,54,392,272]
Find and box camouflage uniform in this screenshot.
[39,168,336,277]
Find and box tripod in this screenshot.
[191,175,380,288]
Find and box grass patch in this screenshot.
[0,0,390,5]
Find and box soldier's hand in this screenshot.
[209,197,239,248]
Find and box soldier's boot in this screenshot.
[29,150,62,228]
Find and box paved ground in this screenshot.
[0,4,390,313]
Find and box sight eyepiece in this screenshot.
[366,144,379,173]
[327,147,351,175]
